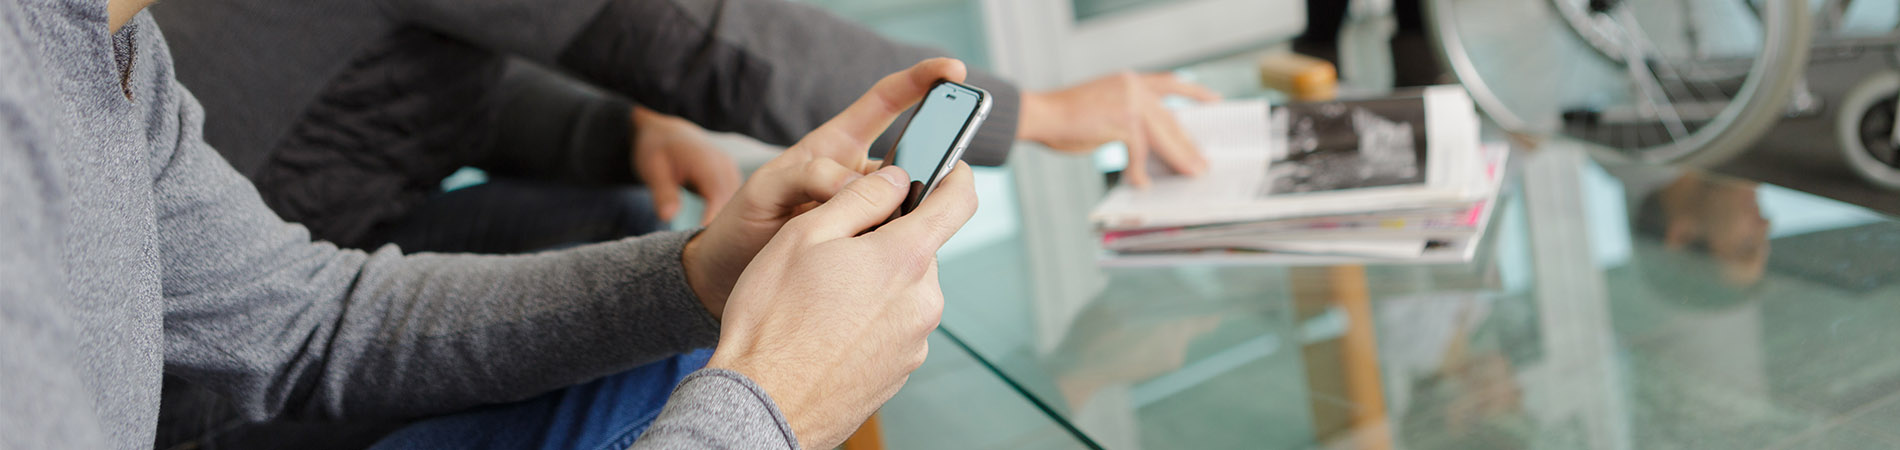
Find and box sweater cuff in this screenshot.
[578,229,722,351]
[632,369,801,449]
[640,229,721,346]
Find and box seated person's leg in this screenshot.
[367,349,713,450]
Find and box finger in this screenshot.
[1143,105,1209,175]
[914,262,944,332]
[868,162,977,252]
[694,153,744,226]
[1144,73,1222,102]
[1122,116,1154,188]
[755,156,867,216]
[642,157,683,222]
[784,165,909,242]
[808,58,969,157]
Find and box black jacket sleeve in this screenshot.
[475,61,640,186]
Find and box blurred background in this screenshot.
[747,1,1900,449]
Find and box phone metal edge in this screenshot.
[923,84,991,196]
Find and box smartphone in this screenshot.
[882,80,992,217]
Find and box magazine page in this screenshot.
[1092,86,1484,229]
[1097,238,1478,267]
[1268,95,1431,195]
[1101,143,1509,250]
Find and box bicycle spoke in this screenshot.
[1617,7,1722,120]
[1615,8,1691,144]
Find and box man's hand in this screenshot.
[1018,72,1222,187]
[679,58,969,319]
[630,106,742,225]
[711,162,977,450]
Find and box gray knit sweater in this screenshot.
[0,1,796,449]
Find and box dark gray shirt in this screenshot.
[0,1,796,448]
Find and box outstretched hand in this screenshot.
[1019,71,1221,187]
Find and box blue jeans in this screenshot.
[368,349,713,450]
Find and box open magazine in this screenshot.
[1091,86,1487,230]
[1099,144,1507,267]
[1091,87,1504,266]
[1105,144,1506,251]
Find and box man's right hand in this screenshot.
[679,58,966,319]
[708,162,977,450]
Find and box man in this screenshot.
[149,0,1220,252]
[0,0,976,447]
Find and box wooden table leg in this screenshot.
[1291,265,1392,450]
[841,413,884,450]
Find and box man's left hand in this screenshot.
[631,107,743,225]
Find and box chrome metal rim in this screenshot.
[1427,0,1812,166]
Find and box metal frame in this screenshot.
[1426,0,1813,166]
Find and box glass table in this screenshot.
[931,137,1900,449]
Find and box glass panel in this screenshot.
[880,332,1094,449]
[936,136,1900,449]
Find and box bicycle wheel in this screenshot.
[1427,0,1812,166]
[1836,71,1900,190]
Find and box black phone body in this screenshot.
[882,80,992,217]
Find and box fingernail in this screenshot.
[873,166,906,188]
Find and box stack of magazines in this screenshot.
[1090,86,1507,266]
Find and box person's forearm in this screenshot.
[165,228,724,422]
[628,369,800,450]
[154,94,720,421]
[475,60,639,186]
[553,0,1020,166]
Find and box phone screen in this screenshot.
[890,82,984,189]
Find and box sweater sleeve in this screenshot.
[628,369,801,450]
[550,0,1020,167]
[153,80,722,422]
